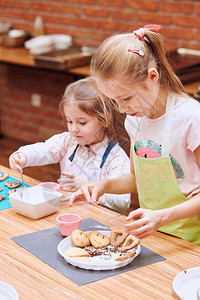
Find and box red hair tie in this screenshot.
[134,24,161,40]
[128,49,144,57]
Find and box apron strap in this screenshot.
[69,140,116,167]
[68,144,79,162]
[162,95,175,157]
[100,140,117,169]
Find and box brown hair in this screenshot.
[90,28,186,94]
[59,77,125,141]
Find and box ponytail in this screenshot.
[144,29,185,93]
[91,25,186,95]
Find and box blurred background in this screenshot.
[0,0,200,181]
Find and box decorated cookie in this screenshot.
[4,181,21,189]
[0,195,6,201]
[121,235,140,252]
[71,229,90,248]
[110,228,128,247]
[0,173,9,181]
[89,231,110,248]
[7,189,18,195]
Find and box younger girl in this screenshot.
[70,25,200,245]
[9,78,130,212]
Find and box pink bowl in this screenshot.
[38,182,60,191]
[56,213,82,236]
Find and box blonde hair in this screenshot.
[91,28,185,94]
[59,77,123,141]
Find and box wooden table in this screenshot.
[0,165,200,300]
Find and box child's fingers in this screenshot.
[126,208,144,221]
[59,178,73,185]
[124,217,146,231]
[62,172,75,179]
[68,190,81,207]
[91,187,102,204]
[60,185,77,192]
[82,185,96,205]
[9,156,23,173]
[124,223,152,239]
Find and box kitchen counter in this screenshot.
[0,46,199,94]
[0,45,90,76]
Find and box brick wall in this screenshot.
[0,0,200,146]
[0,63,75,142]
[0,0,200,50]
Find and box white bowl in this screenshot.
[9,186,63,219]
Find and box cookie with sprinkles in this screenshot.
[0,195,6,201]
[4,181,21,189]
[0,173,9,181]
[7,189,18,195]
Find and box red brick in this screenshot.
[2,9,36,21]
[162,38,178,52]
[162,27,194,40]
[82,7,108,17]
[45,26,62,34]
[128,0,158,11]
[196,30,200,41]
[180,41,200,50]
[0,1,6,6]
[175,16,200,28]
[160,2,193,14]
[15,23,33,32]
[109,9,138,21]
[45,15,73,25]
[31,2,56,12]
[1,10,23,19]
[56,4,81,15]
[141,13,172,24]
[72,18,99,29]
[97,0,125,7]
[195,3,200,15]
[68,0,95,4]
[4,1,30,9]
[98,20,128,31]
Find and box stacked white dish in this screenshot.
[25,34,72,54]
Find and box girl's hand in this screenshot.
[9,152,27,173]
[124,208,164,239]
[68,179,107,207]
[58,171,89,193]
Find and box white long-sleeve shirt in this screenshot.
[14,132,131,212]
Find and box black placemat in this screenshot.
[11,218,165,285]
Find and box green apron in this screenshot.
[132,95,200,245]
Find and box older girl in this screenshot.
[70,25,200,245]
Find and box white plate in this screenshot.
[57,230,141,270]
[0,282,19,300]
[173,267,200,300]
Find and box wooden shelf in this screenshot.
[0,45,90,76]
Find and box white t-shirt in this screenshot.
[125,96,200,199]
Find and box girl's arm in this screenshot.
[104,147,137,195]
[69,146,137,206]
[9,133,69,168]
[124,145,200,239]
